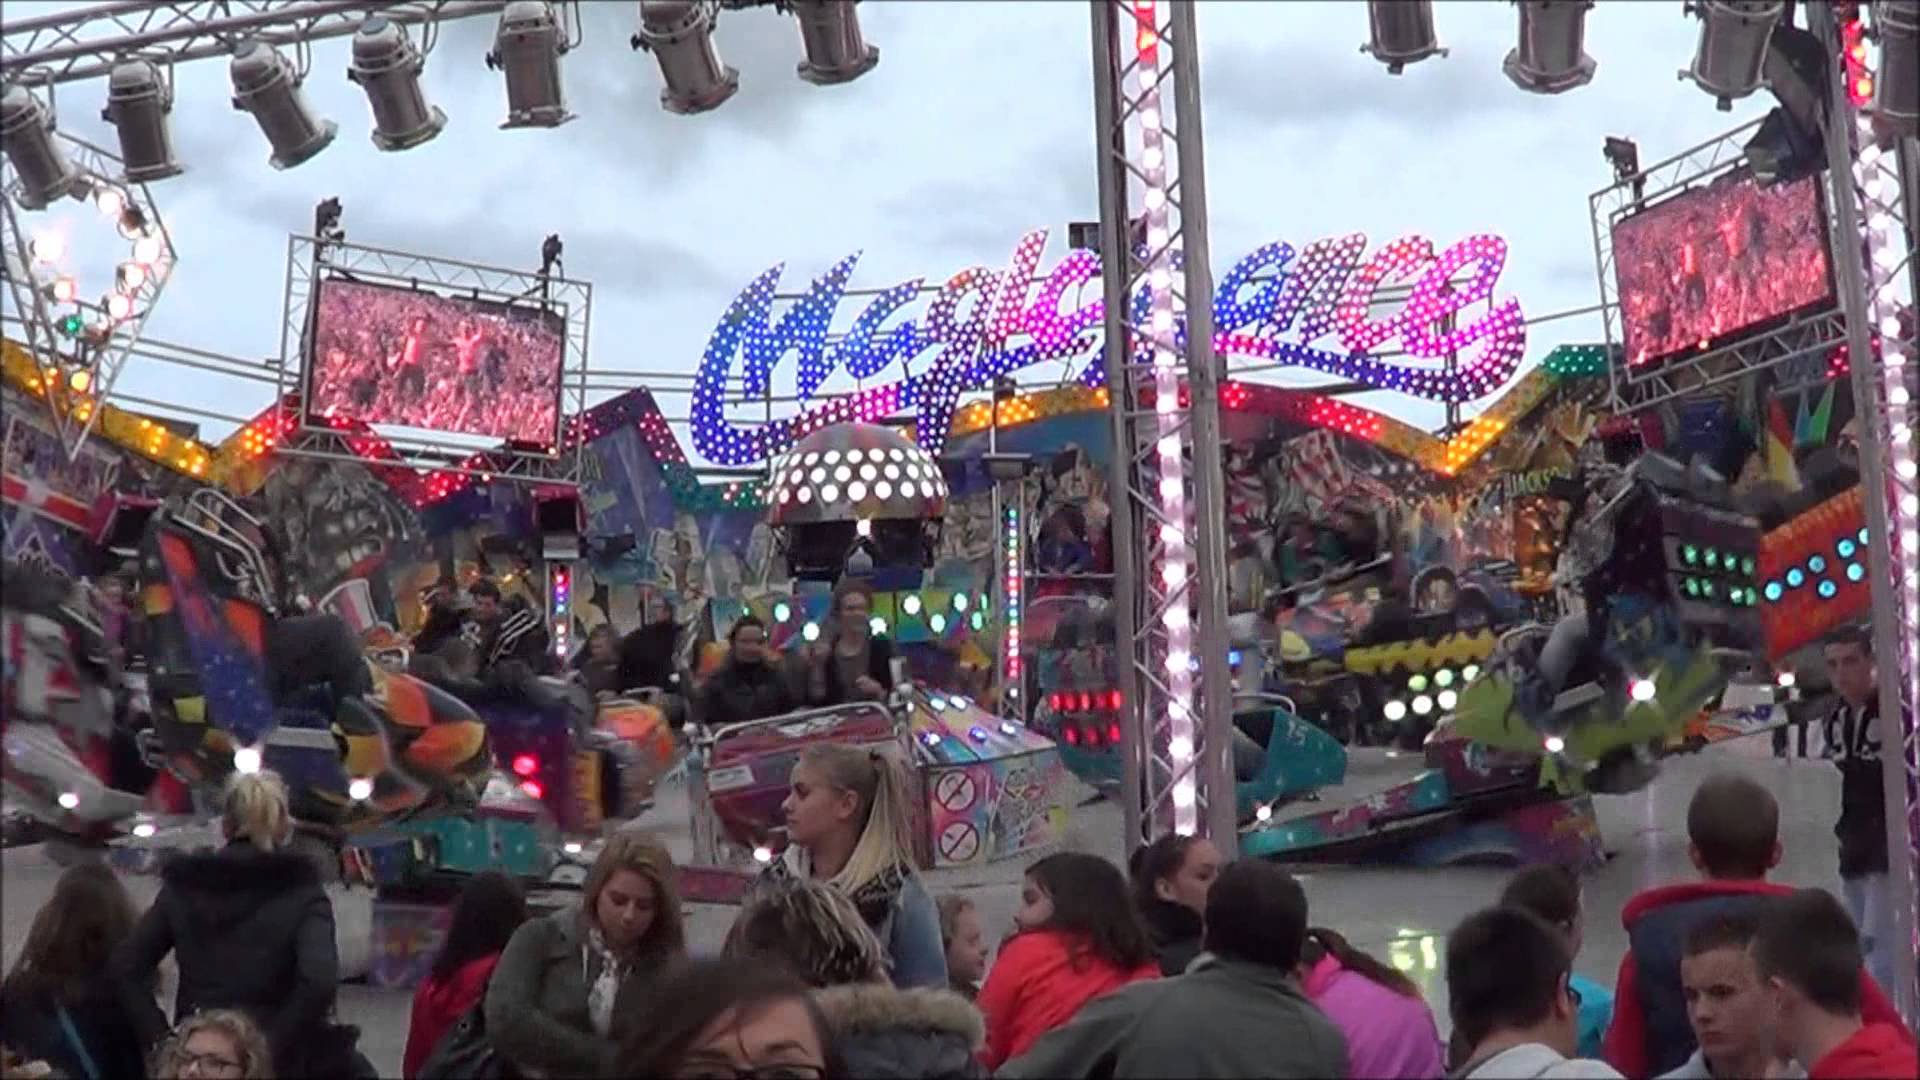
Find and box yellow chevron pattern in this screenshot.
[1343,630,1499,675]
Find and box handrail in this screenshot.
[166,515,278,614]
[1232,691,1299,715]
[696,701,892,750]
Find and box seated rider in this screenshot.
[698,616,794,728]
[413,579,552,680]
[800,580,895,707]
[571,625,624,698]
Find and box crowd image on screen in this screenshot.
[306,280,565,444]
[1611,172,1832,367]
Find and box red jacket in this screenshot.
[976,929,1159,1069]
[403,953,501,1079]
[1603,880,1909,1078]
[1809,1023,1920,1080]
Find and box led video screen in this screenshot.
[306,278,566,445]
[1611,169,1833,367]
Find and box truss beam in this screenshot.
[0,133,175,462]
[1813,2,1920,1025]
[1091,0,1235,849]
[2,2,509,88]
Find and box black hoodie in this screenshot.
[1139,899,1205,977]
[111,840,357,1077]
[618,621,681,692]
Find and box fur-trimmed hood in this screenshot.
[813,983,987,1080]
[156,841,326,940]
[814,983,984,1046]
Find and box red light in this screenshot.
[1108,723,1122,743]
[1063,727,1079,745]
[519,779,545,800]
[1108,691,1123,710]
[511,753,538,777]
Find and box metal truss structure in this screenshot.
[1813,1,1920,1024]
[0,2,510,87]
[0,133,175,461]
[1091,0,1237,847]
[276,233,590,485]
[1591,117,1851,414]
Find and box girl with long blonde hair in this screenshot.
[768,743,947,989]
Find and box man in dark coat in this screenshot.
[699,615,794,728]
[617,594,683,694]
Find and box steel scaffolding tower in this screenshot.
[1815,0,1920,1026]
[1089,0,1237,850]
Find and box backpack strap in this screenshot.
[55,1004,100,1080]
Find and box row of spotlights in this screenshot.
[1369,0,1893,124]
[1364,0,1596,93]
[2,1,879,197]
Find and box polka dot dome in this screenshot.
[767,422,949,526]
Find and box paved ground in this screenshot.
[2,739,1849,1076]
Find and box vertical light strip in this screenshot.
[1003,500,1022,705]
[1841,1,1920,1001]
[1131,0,1197,834]
[550,561,571,662]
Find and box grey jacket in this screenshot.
[996,956,1348,1079]
[814,982,985,1079]
[483,905,661,1078]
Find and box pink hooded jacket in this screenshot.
[1301,952,1446,1080]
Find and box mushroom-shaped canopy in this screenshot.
[766,422,949,526]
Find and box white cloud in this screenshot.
[11,0,1773,457]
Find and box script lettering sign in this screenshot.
[690,229,1527,467]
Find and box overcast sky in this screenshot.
[15,0,1773,464]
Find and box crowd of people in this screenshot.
[307,282,564,445]
[4,737,1914,1079]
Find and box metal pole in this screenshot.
[1165,0,1237,851]
[1088,0,1149,848]
[1814,1,1920,1024]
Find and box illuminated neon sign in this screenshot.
[691,229,1526,466]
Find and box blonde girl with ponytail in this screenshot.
[112,769,368,1077]
[768,742,948,989]
[221,771,292,851]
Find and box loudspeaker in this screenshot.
[534,490,581,561]
[90,492,159,557]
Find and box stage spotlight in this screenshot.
[1874,0,1918,139]
[631,0,739,115]
[1504,0,1596,94]
[230,40,337,170]
[489,0,576,128]
[102,58,183,182]
[1362,0,1446,74]
[0,84,81,210]
[1682,0,1784,111]
[349,16,446,151]
[790,1,879,86]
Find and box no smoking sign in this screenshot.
[938,820,980,863]
[932,770,978,812]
